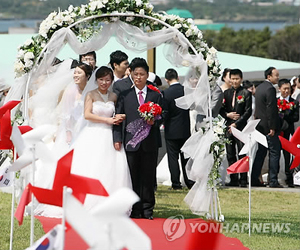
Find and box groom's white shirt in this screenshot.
[170,82,180,86]
[134,85,147,103]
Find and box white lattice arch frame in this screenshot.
[23,12,212,124]
[19,11,224,221]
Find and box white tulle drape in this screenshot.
[181,129,215,215]
[6,20,209,117]
[28,59,75,127]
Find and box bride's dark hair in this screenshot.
[76,62,93,80]
[95,66,114,82]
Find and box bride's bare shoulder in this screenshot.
[87,89,98,96]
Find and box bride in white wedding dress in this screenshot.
[70,66,132,210]
[35,65,132,216]
[34,62,93,216]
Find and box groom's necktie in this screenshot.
[232,89,236,108]
[138,90,144,105]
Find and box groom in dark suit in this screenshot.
[163,68,194,189]
[113,58,162,219]
[112,74,133,97]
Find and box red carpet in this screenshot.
[36,216,248,250]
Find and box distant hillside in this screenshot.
[154,0,299,22]
[0,0,88,19]
[0,0,298,22]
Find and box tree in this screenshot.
[203,25,299,62]
[268,24,300,62]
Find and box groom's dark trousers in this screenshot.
[113,87,162,218]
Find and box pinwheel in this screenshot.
[64,187,151,250]
[0,100,21,150]
[230,119,268,237]
[29,149,109,207]
[15,149,109,225]
[231,119,268,156]
[279,126,300,170]
[9,124,56,172]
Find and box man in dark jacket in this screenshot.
[278,78,299,187]
[163,68,194,190]
[220,69,252,187]
[252,67,282,188]
[113,58,162,220]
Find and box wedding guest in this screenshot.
[109,50,129,83]
[252,67,282,188]
[220,68,231,92]
[277,79,299,187]
[290,76,297,96]
[163,68,194,190]
[292,76,300,130]
[113,58,162,220]
[79,51,97,72]
[220,69,252,187]
[147,72,162,88]
[0,82,10,107]
[195,84,223,130]
[154,75,162,88]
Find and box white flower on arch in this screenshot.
[14,0,221,84]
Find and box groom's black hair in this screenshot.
[230,69,243,79]
[278,78,291,88]
[165,68,178,81]
[264,67,276,79]
[129,57,149,73]
[79,51,97,62]
[221,68,231,82]
[109,50,128,70]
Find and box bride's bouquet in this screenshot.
[126,102,162,148]
[138,101,162,121]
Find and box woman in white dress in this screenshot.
[54,62,93,158]
[34,62,93,217]
[70,66,132,210]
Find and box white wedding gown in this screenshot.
[35,101,132,216]
[70,100,132,210]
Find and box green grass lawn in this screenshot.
[156,186,300,250]
[0,186,299,250]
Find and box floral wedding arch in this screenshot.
[12,0,221,116]
[9,0,225,220]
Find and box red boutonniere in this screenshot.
[236,95,244,104]
[147,84,161,94]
